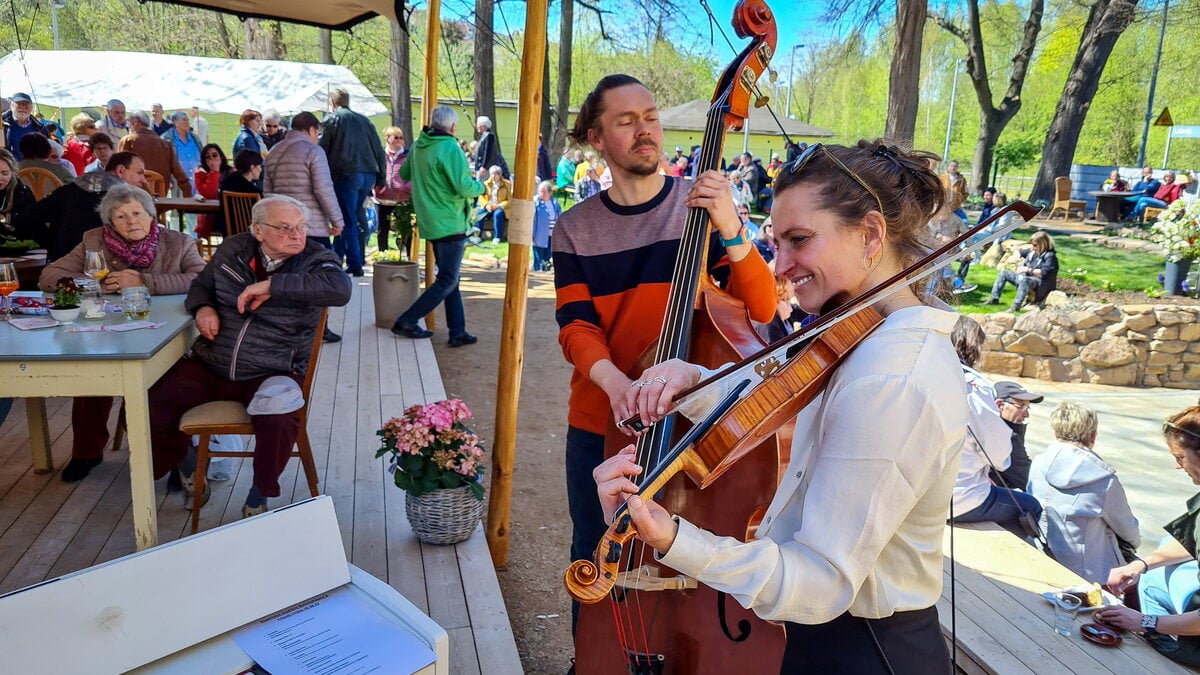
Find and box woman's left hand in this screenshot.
[103,269,143,293]
[593,446,679,554]
[1094,606,1144,632]
[686,170,741,240]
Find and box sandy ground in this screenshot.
[431,257,574,675]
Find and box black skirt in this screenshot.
[781,606,949,674]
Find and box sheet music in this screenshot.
[231,587,436,675]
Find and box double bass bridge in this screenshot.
[614,565,698,593]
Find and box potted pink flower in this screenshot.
[377,398,486,544]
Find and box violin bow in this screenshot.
[621,200,1041,430]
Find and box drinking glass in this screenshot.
[84,250,109,281]
[1052,592,1081,637]
[0,261,17,320]
[121,286,151,320]
[78,278,104,319]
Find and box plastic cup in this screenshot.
[1052,592,1082,637]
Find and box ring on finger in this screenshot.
[652,375,668,384]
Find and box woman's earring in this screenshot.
[862,254,874,271]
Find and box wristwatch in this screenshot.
[720,228,748,247]
[1142,614,1159,635]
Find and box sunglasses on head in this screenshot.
[785,142,885,215]
[1164,420,1200,442]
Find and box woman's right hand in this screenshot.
[1106,562,1142,595]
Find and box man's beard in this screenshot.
[622,141,660,176]
[12,111,28,122]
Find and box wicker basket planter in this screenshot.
[405,485,484,545]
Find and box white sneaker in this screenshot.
[180,472,210,510]
[242,502,269,519]
[953,283,978,295]
[492,238,501,245]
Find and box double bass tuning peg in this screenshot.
[754,95,770,108]
[767,69,778,83]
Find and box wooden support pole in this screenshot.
[420,0,441,332]
[486,0,547,567]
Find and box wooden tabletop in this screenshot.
[154,197,220,215]
[0,294,193,360]
[1087,190,1139,197]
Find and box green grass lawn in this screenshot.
[955,230,1167,314]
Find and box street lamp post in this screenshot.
[785,43,806,120]
[51,1,64,50]
[942,58,965,170]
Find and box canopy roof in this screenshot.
[145,0,399,30]
[659,100,834,139]
[0,50,387,116]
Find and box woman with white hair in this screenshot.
[475,165,512,244]
[473,114,508,177]
[39,184,206,483]
[1028,401,1140,583]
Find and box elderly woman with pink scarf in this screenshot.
[40,183,206,483]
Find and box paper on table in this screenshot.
[103,320,166,332]
[231,586,436,675]
[8,316,60,330]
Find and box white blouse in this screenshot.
[660,306,968,623]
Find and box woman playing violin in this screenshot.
[596,141,969,673]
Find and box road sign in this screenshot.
[1154,107,1174,126]
[1170,125,1200,138]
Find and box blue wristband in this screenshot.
[720,228,747,247]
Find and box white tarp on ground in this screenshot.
[0,50,387,116]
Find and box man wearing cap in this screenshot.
[96,99,130,141]
[3,93,46,161]
[146,195,352,519]
[990,381,1045,490]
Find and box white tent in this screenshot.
[0,50,388,116]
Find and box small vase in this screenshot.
[404,485,484,545]
[1164,258,1194,296]
[49,306,81,323]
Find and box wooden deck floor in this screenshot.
[0,279,522,674]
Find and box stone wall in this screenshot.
[976,292,1200,388]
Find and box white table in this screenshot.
[0,296,196,550]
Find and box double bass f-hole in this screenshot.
[717,592,752,643]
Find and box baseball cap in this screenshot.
[675,146,683,152]
[10,92,31,103]
[994,381,1044,403]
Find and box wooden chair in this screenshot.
[16,167,62,200]
[1048,177,1085,220]
[143,170,167,198]
[1143,206,1166,223]
[179,308,329,534]
[221,191,260,237]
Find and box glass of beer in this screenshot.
[0,261,17,320]
[121,286,151,320]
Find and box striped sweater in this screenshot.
[553,176,776,435]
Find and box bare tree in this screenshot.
[390,20,414,143]
[552,0,575,154]
[885,0,926,146]
[474,0,497,139]
[318,29,334,64]
[242,18,286,60]
[1030,0,1138,202]
[930,0,1044,194]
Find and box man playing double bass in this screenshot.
[551,73,777,642]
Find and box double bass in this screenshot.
[570,1,789,672]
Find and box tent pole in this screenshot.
[486,0,547,567]
[420,0,441,332]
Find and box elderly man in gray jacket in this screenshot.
[265,111,347,342]
[148,195,352,519]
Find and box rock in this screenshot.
[1069,311,1103,330]
[1180,324,1200,341]
[1189,341,1200,354]
[1147,365,1169,375]
[1086,364,1139,386]
[1043,291,1071,308]
[1187,364,1200,381]
[1151,340,1188,355]
[984,336,1003,351]
[1023,357,1082,381]
[985,313,1016,332]
[1153,326,1181,340]
[1184,353,1200,364]
[1126,331,1150,342]
[980,351,1024,377]
[1144,373,1162,387]
[1122,304,1155,315]
[1148,351,1178,367]
[1124,313,1157,331]
[1056,343,1079,358]
[1048,325,1075,345]
[1014,311,1053,334]
[1156,309,1193,326]
[1080,337,1138,368]
[1044,308,1074,327]
[1075,327,1104,344]
[1008,333,1058,357]
[1104,323,1128,337]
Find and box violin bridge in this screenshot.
[614,565,698,592]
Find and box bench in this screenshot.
[940,522,1194,674]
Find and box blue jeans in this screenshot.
[565,426,607,630]
[332,172,376,273]
[476,207,506,241]
[1131,197,1167,221]
[532,245,552,272]
[956,485,1042,538]
[1140,548,1200,666]
[991,268,1040,309]
[395,236,468,338]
